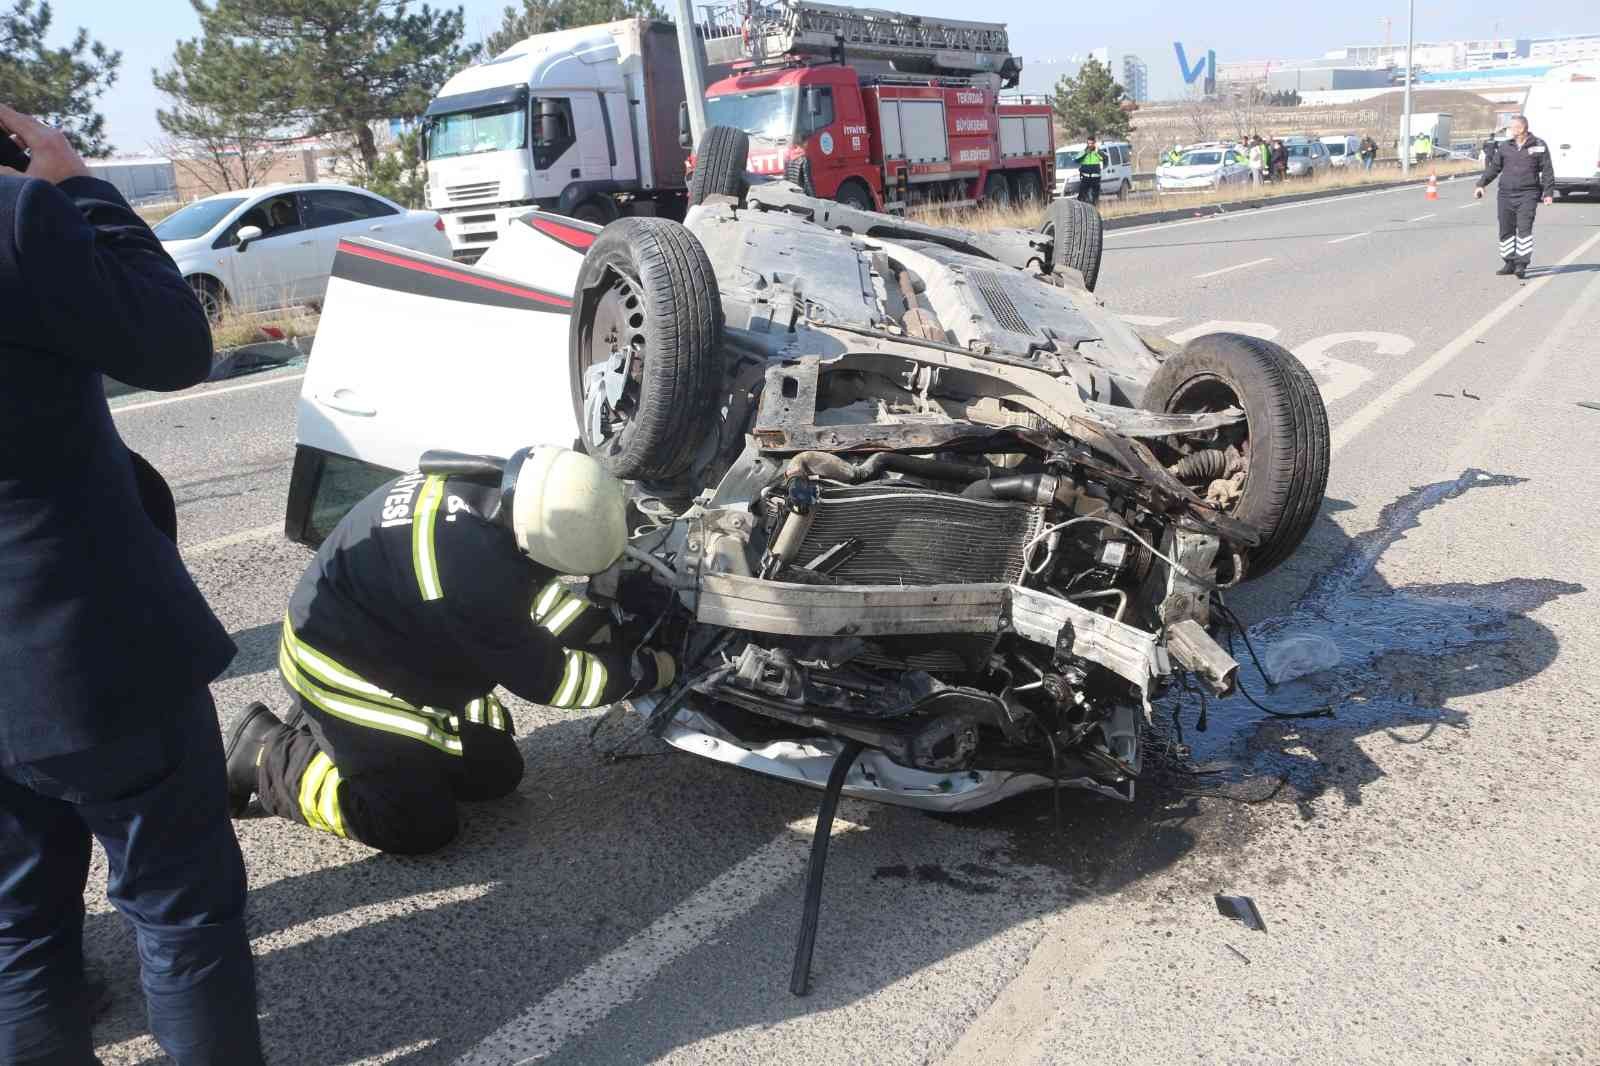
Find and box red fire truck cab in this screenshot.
[699,2,1053,213]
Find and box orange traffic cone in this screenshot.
[1425,174,1439,200]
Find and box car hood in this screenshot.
[160,236,214,260]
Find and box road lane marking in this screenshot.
[186,523,284,556]
[1105,176,1468,239]
[1117,314,1178,327]
[110,371,305,415]
[1327,231,1371,244]
[1330,227,1600,456]
[1193,257,1274,280]
[1457,201,1480,209]
[1409,213,1437,222]
[457,812,865,1065]
[1167,320,1278,345]
[1293,332,1415,404]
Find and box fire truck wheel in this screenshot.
[1041,197,1103,293]
[834,179,875,211]
[1014,170,1044,205]
[982,172,1014,208]
[568,218,725,481]
[688,125,749,207]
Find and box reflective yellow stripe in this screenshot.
[413,476,446,601]
[465,698,483,725]
[532,581,565,622]
[578,657,609,708]
[543,596,587,637]
[552,651,585,708]
[297,752,347,838]
[486,695,507,731]
[280,619,417,714]
[278,641,464,756]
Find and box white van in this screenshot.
[1055,140,1134,198]
[1320,134,1360,167]
[1522,65,1600,199]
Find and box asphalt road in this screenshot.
[95,179,1600,1065]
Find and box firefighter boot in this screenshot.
[225,703,282,815]
[1496,260,1517,276]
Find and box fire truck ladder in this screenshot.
[700,0,1021,86]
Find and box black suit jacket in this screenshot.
[0,175,234,764]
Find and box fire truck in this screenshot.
[698,0,1055,212]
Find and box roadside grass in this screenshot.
[914,159,1484,232]
[211,304,318,352]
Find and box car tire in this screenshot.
[568,218,725,482]
[834,178,875,211]
[1040,197,1103,292]
[188,275,228,323]
[688,125,749,207]
[1142,333,1329,580]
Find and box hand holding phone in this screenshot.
[0,129,28,173]
[0,104,88,184]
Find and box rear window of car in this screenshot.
[1325,141,1347,155]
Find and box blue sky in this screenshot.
[42,0,1599,155]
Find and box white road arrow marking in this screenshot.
[1166,320,1279,345]
[1292,331,1415,405]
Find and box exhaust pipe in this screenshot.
[1165,619,1239,697]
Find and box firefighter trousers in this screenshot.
[1497,190,1540,266]
[254,693,522,855]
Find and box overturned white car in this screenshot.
[288,141,1330,820]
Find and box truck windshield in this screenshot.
[705,88,797,142]
[426,104,527,160]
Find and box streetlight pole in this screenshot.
[1401,0,1414,176]
[673,0,710,149]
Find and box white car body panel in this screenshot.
[296,217,594,475]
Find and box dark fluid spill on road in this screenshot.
[1165,469,1585,808]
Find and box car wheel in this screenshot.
[1039,197,1103,292]
[1142,333,1330,580]
[834,179,876,211]
[189,276,227,323]
[568,218,724,482]
[688,125,749,207]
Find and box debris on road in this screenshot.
[1260,634,1342,685]
[1225,943,1252,964]
[1215,894,1268,932]
[1576,401,1600,413]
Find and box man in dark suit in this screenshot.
[0,104,263,1064]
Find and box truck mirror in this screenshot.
[807,88,823,117]
[678,102,691,150]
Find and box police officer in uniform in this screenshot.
[1076,136,1104,205]
[223,446,676,855]
[1474,114,1556,278]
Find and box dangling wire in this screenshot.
[1214,596,1335,721]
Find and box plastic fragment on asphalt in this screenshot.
[1260,634,1342,685]
[1215,894,1267,933]
[1225,943,1251,964]
[1577,402,1600,413]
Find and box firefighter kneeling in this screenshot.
[223,446,674,854]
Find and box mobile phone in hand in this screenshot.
[0,131,29,172]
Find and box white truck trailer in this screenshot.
[1521,63,1600,200]
[422,18,691,262]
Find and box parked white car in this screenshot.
[154,183,452,318]
[1320,134,1360,167]
[1156,143,1249,192]
[1054,140,1134,198]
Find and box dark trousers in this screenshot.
[256,693,524,856]
[1077,177,1101,204]
[0,689,262,1066]
[1497,190,1539,265]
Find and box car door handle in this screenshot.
[315,388,377,417]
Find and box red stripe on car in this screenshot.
[337,242,573,308]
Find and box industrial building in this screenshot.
[1268,67,1393,93]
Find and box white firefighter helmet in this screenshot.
[506,446,628,575]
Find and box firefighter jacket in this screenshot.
[1479,134,1556,198]
[280,471,633,755]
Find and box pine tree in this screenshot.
[179,0,479,176]
[0,0,120,154]
[486,0,662,58]
[1051,57,1131,141]
[366,127,426,206]
[154,37,285,192]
